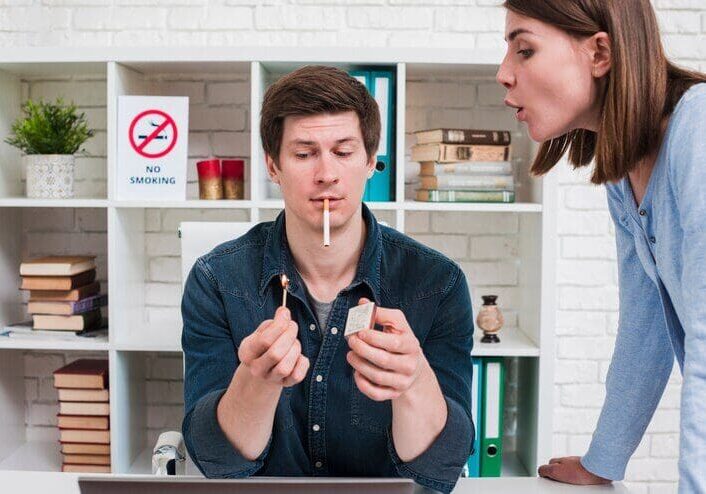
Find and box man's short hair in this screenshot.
[260,65,381,165]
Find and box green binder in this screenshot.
[480,357,504,477]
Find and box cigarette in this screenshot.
[280,274,289,308]
[323,199,330,247]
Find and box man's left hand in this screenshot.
[346,298,427,401]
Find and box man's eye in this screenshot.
[517,49,534,58]
[335,152,352,157]
[296,153,309,159]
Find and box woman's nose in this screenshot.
[496,57,514,89]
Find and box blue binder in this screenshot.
[465,357,483,477]
[349,70,395,202]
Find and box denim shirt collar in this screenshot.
[258,203,383,304]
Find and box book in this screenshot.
[58,415,110,430]
[61,443,111,455]
[414,129,511,146]
[21,269,96,291]
[419,161,513,176]
[29,281,100,302]
[27,293,108,316]
[411,144,510,163]
[420,175,514,191]
[62,454,111,466]
[60,429,110,444]
[415,189,515,203]
[20,256,96,277]
[59,401,111,416]
[33,309,102,331]
[53,359,109,389]
[61,463,110,473]
[58,388,110,402]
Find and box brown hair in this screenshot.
[503,0,706,184]
[260,65,381,166]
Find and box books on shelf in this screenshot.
[0,321,108,341]
[17,255,107,334]
[412,128,516,204]
[54,358,111,473]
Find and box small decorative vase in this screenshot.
[477,295,504,343]
[25,154,75,199]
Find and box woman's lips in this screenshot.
[516,107,526,121]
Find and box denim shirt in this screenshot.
[581,83,706,493]
[181,204,475,494]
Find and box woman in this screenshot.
[496,0,706,490]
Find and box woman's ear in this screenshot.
[265,154,281,184]
[591,31,612,78]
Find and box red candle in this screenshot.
[221,159,244,199]
[196,159,222,199]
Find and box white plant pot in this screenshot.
[24,154,75,199]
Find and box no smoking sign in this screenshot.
[117,96,189,200]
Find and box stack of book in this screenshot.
[411,128,515,203]
[54,359,111,473]
[20,256,107,334]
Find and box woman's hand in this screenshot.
[538,457,611,485]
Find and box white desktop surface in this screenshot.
[0,471,635,494]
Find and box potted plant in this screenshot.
[4,98,95,199]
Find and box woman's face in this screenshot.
[497,11,605,142]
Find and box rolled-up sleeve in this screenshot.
[181,258,270,477]
[387,268,474,494]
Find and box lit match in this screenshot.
[323,199,330,247]
[280,274,290,308]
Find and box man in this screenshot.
[181,65,474,494]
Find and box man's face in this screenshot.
[266,111,375,234]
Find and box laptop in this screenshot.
[79,476,424,494]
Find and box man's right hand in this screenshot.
[237,306,310,387]
[538,457,611,485]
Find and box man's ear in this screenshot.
[589,31,611,78]
[366,156,376,179]
[265,153,281,184]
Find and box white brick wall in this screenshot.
[5,0,705,490]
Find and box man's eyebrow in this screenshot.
[505,28,534,42]
[335,137,358,144]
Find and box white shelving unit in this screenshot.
[0,48,556,486]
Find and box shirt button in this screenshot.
[639,209,647,216]
[313,424,320,432]
[309,323,316,331]
[330,327,338,335]
[315,461,323,468]
[316,375,323,382]
[650,236,656,243]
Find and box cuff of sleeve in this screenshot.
[387,396,473,494]
[581,442,626,481]
[183,388,270,478]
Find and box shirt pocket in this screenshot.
[349,377,392,435]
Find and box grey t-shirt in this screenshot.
[302,283,334,335]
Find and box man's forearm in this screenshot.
[391,358,448,462]
[216,364,283,461]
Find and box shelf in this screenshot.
[111,200,253,209]
[0,441,61,472]
[403,201,542,213]
[471,328,539,357]
[501,451,530,477]
[0,334,110,351]
[0,198,108,208]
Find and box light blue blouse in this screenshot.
[581,83,706,492]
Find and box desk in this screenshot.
[0,471,634,494]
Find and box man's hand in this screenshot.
[538,457,611,485]
[346,298,426,401]
[237,306,309,387]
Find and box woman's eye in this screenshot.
[517,49,534,58]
